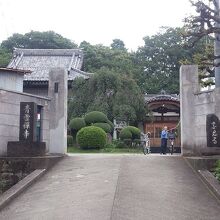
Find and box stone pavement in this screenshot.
[0,154,220,220]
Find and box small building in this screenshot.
[141,92,181,152]
[7,48,92,96]
[0,68,31,92]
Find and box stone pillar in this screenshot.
[215,88,220,118]
[180,65,199,156]
[113,119,117,140]
[48,68,67,154]
[214,0,220,88]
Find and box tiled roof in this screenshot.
[145,94,180,104]
[7,48,92,81]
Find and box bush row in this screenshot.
[69,111,112,149]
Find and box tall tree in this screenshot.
[135,27,203,93]
[183,0,220,86]
[0,47,11,67]
[80,41,136,75]
[1,31,77,52]
[110,39,126,51]
[68,68,146,123]
[0,30,78,67]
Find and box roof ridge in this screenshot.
[14,48,83,56]
[71,68,93,76]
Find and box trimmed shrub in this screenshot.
[93,123,111,133]
[67,135,73,147]
[76,126,107,149]
[84,111,108,125]
[119,126,141,148]
[127,126,141,139]
[107,120,114,132]
[69,118,86,131]
[119,128,132,140]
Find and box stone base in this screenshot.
[182,145,220,157]
[7,141,46,157]
[185,155,220,170]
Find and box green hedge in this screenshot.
[119,128,132,140]
[76,126,107,149]
[67,135,73,147]
[119,126,141,141]
[69,117,86,131]
[84,111,108,125]
[107,120,114,132]
[127,126,141,139]
[93,123,111,133]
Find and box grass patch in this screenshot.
[214,160,220,181]
[67,146,142,154]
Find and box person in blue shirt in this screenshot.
[160,126,168,154]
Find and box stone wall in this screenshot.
[180,65,220,156]
[0,89,50,156]
[23,87,48,97]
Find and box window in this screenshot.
[54,82,59,93]
[36,106,42,142]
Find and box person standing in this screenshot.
[160,126,168,154]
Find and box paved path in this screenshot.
[0,154,220,220]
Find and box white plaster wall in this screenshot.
[0,72,23,92]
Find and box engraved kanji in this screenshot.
[24,104,31,114]
[23,129,30,139]
[23,121,30,130]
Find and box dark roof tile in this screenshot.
[7,48,92,81]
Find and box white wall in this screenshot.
[0,72,23,92]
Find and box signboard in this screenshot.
[19,102,37,142]
[206,114,220,148]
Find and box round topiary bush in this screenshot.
[93,123,112,133]
[67,135,73,147]
[127,126,141,139]
[76,126,107,149]
[84,111,108,125]
[119,128,132,140]
[69,117,86,131]
[107,120,114,132]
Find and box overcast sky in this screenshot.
[0,0,194,50]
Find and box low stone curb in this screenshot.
[0,169,46,210]
[198,170,220,202]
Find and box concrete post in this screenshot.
[180,65,199,156]
[48,68,67,154]
[215,87,220,119]
[113,119,117,140]
[214,0,220,87]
